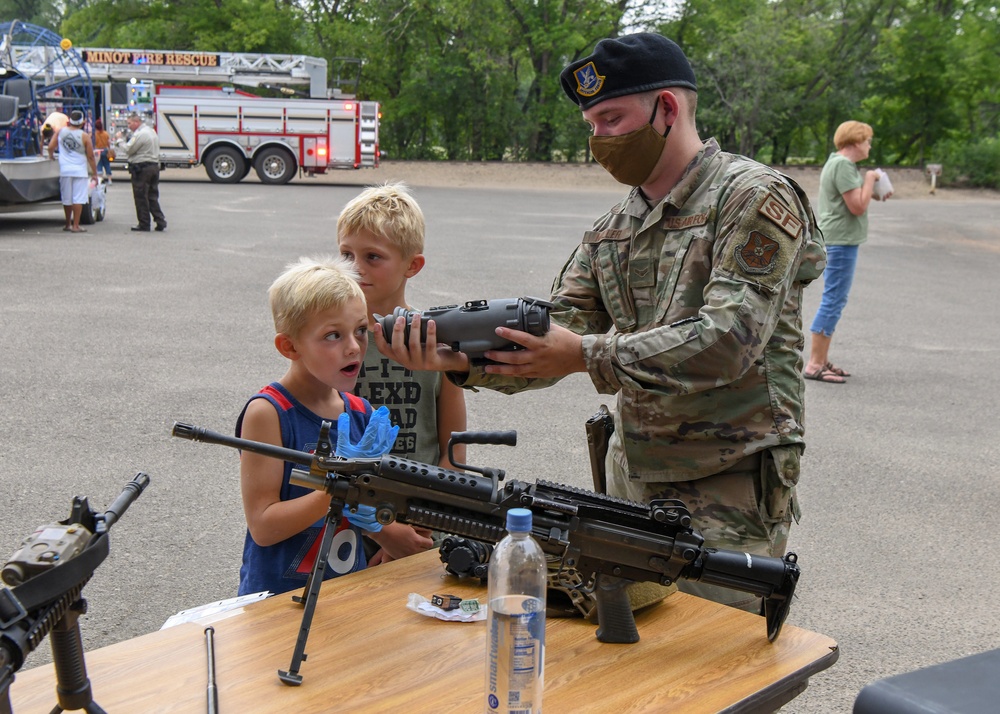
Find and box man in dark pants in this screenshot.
[115,113,166,232]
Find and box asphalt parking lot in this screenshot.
[1,169,998,712]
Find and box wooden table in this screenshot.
[9,551,838,713]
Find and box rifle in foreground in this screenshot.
[172,422,799,679]
[0,473,150,714]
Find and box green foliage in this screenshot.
[42,0,1000,172]
[934,137,1000,189]
[345,0,628,161]
[60,0,304,53]
[0,0,62,30]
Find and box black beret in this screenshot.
[560,33,697,111]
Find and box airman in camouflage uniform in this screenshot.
[376,33,825,611]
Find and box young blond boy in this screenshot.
[338,183,468,470]
[237,256,430,595]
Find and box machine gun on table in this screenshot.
[172,422,799,685]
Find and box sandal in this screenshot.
[804,367,846,384]
[824,362,850,377]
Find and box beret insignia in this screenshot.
[574,62,605,97]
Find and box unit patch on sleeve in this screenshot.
[758,192,802,239]
[718,182,801,291]
[735,231,780,274]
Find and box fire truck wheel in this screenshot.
[254,147,296,185]
[204,147,247,184]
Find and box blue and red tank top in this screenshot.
[236,382,372,596]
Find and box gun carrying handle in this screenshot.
[447,431,517,480]
[593,574,640,644]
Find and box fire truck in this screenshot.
[78,48,380,184]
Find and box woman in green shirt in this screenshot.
[805,120,891,383]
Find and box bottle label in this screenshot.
[486,594,545,714]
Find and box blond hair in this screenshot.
[337,182,425,258]
[833,121,873,150]
[268,255,364,337]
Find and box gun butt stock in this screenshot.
[694,549,800,642]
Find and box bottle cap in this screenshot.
[506,508,532,532]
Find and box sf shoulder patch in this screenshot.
[719,183,804,291]
[573,62,605,97]
[758,192,802,239]
[735,231,780,274]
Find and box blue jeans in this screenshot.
[810,244,860,336]
[97,149,112,177]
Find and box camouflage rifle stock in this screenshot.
[172,422,799,649]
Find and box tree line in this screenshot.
[5,0,998,186]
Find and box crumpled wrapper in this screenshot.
[407,592,485,622]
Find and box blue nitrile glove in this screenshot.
[344,504,382,532]
[336,406,399,458]
[337,407,399,533]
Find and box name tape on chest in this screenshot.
[759,192,802,240]
[584,227,629,243]
[663,212,709,230]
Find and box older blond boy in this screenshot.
[338,183,468,471]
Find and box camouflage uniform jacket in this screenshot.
[459,139,826,483]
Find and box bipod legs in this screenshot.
[277,503,341,685]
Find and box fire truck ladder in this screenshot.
[6,47,361,99]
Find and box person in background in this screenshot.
[805,120,892,383]
[48,109,96,233]
[93,118,113,183]
[40,111,68,158]
[377,32,826,613]
[115,113,166,233]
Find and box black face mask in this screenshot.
[589,101,671,186]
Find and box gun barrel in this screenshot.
[171,422,314,469]
[103,471,151,529]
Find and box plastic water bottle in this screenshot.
[485,508,546,714]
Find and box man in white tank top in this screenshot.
[48,109,96,233]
